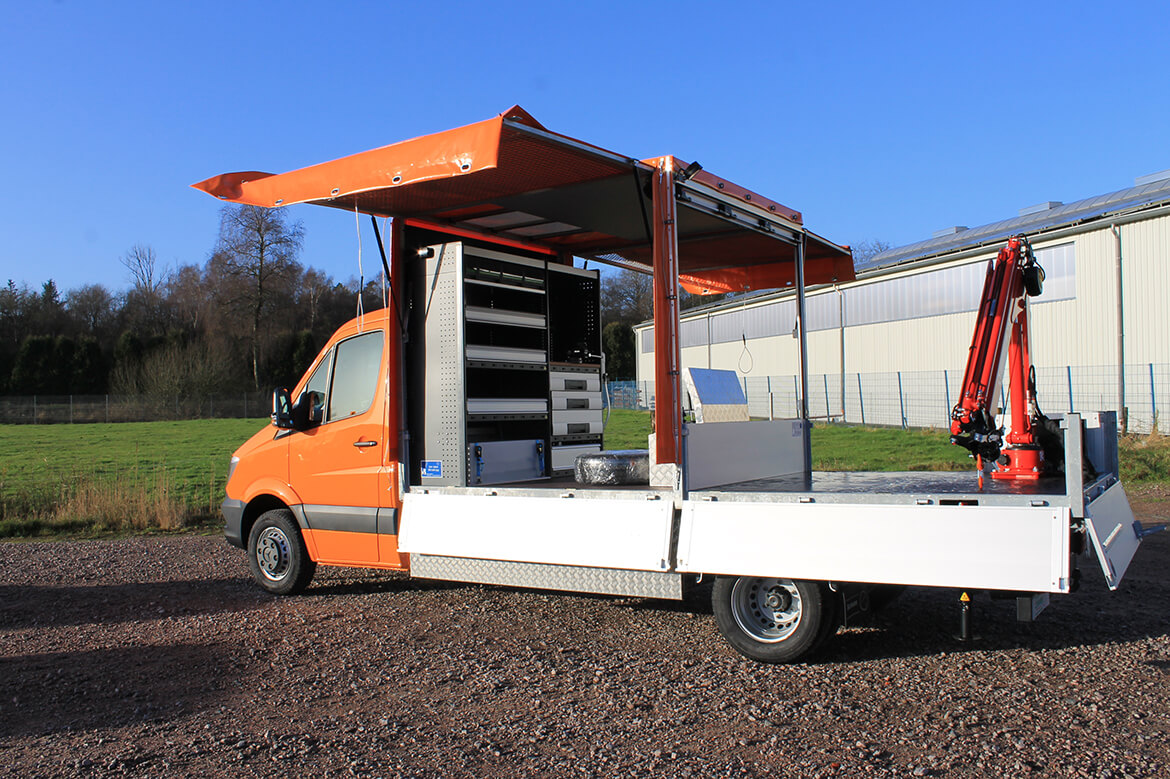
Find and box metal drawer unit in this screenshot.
[415,242,551,486]
[411,237,602,485]
[549,363,603,471]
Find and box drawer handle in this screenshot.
[566,399,589,410]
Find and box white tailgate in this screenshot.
[1085,482,1140,591]
[400,492,675,571]
[678,501,1071,592]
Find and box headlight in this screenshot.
[226,456,240,486]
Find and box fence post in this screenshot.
[70,395,73,424]
[857,373,865,425]
[1151,363,1157,432]
[897,371,907,429]
[105,394,109,424]
[1067,365,1074,413]
[823,374,831,421]
[768,392,775,421]
[33,395,36,424]
[244,392,248,419]
[943,370,951,427]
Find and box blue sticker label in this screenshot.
[421,460,443,478]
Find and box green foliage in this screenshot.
[10,334,56,393]
[602,322,635,381]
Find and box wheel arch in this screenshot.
[242,494,292,548]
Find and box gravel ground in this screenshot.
[2,498,1169,778]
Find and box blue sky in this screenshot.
[3,1,1168,293]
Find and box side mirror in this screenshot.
[272,388,294,429]
[290,390,325,430]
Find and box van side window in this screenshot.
[303,348,333,419]
[327,330,385,421]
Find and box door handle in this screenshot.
[353,440,378,448]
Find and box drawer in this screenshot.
[552,409,603,436]
[551,391,602,411]
[467,397,548,414]
[550,443,602,471]
[550,371,600,393]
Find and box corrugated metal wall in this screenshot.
[635,215,1170,404]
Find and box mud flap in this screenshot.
[1084,482,1141,590]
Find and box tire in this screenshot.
[711,576,830,664]
[813,587,843,651]
[247,509,316,595]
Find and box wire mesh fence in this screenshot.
[0,393,269,424]
[620,362,1169,434]
[2,364,1165,432]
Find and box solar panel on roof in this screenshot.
[861,177,1170,272]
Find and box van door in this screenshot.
[289,329,386,564]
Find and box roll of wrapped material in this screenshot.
[574,450,650,485]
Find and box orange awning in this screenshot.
[193,105,854,292]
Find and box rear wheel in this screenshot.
[712,576,830,663]
[247,509,316,595]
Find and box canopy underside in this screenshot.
[193,105,854,292]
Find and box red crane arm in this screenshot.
[950,235,1053,479]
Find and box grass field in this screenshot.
[0,418,268,537]
[2,410,1166,537]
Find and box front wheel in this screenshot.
[712,576,831,663]
[247,509,316,595]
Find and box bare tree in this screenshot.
[600,268,654,325]
[850,239,893,267]
[121,244,164,298]
[213,205,304,390]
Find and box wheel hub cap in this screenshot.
[730,578,803,643]
[256,527,291,582]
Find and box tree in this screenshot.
[600,268,653,326]
[850,239,893,267]
[32,280,66,335]
[211,205,304,390]
[66,284,117,335]
[121,244,164,299]
[10,335,55,393]
[601,321,635,380]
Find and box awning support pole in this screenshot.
[652,158,683,474]
[387,218,408,500]
[794,234,812,473]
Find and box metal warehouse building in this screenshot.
[634,170,1170,433]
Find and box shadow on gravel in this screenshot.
[813,575,1170,664]
[0,642,232,738]
[303,574,470,598]
[0,579,265,630]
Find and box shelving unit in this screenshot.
[409,238,601,487]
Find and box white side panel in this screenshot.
[678,501,1071,592]
[684,420,807,491]
[400,492,675,571]
[1085,482,1140,591]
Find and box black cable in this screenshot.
[632,165,652,245]
[370,216,408,334]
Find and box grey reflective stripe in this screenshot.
[301,505,379,534]
[377,507,399,535]
[290,504,310,531]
